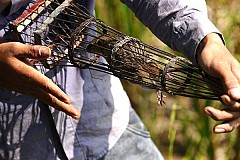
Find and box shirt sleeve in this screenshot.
[120,0,223,64]
[9,0,30,15]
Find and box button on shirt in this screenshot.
[0,0,222,159]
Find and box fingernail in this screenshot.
[220,95,230,105]
[64,98,71,104]
[214,127,226,133]
[204,107,214,118]
[39,46,51,56]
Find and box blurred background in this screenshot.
[95,1,240,160]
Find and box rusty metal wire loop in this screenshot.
[161,57,193,95]
[6,0,225,104]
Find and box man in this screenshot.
[0,0,239,159]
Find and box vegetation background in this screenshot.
[95,1,240,160]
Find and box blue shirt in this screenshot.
[0,0,222,159]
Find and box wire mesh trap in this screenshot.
[5,0,225,104]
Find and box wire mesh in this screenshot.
[5,0,225,104]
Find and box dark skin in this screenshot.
[197,33,240,133]
[0,42,80,119]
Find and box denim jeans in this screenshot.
[99,107,164,160]
[0,89,164,160]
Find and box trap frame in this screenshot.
[5,0,225,104]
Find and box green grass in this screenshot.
[168,103,177,160]
[95,0,240,159]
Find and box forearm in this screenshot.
[120,0,222,64]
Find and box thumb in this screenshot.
[11,42,51,59]
[220,66,240,100]
[228,88,240,101]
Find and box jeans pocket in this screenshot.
[126,124,150,138]
[127,107,151,138]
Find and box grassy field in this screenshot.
[95,1,240,159]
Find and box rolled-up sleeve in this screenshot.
[120,0,223,64]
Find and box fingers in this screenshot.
[2,42,69,104]
[219,64,240,92]
[8,55,69,101]
[196,34,240,134]
[16,43,51,59]
[213,119,240,133]
[0,81,80,120]
[227,88,240,101]
[204,106,240,133]
[204,106,240,121]
[218,58,240,101]
[220,94,240,110]
[1,81,81,120]
[0,42,81,119]
[37,89,81,120]
[13,59,81,119]
[1,42,51,59]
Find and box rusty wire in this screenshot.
[6,0,225,104]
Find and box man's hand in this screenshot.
[0,42,80,119]
[197,33,240,133]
